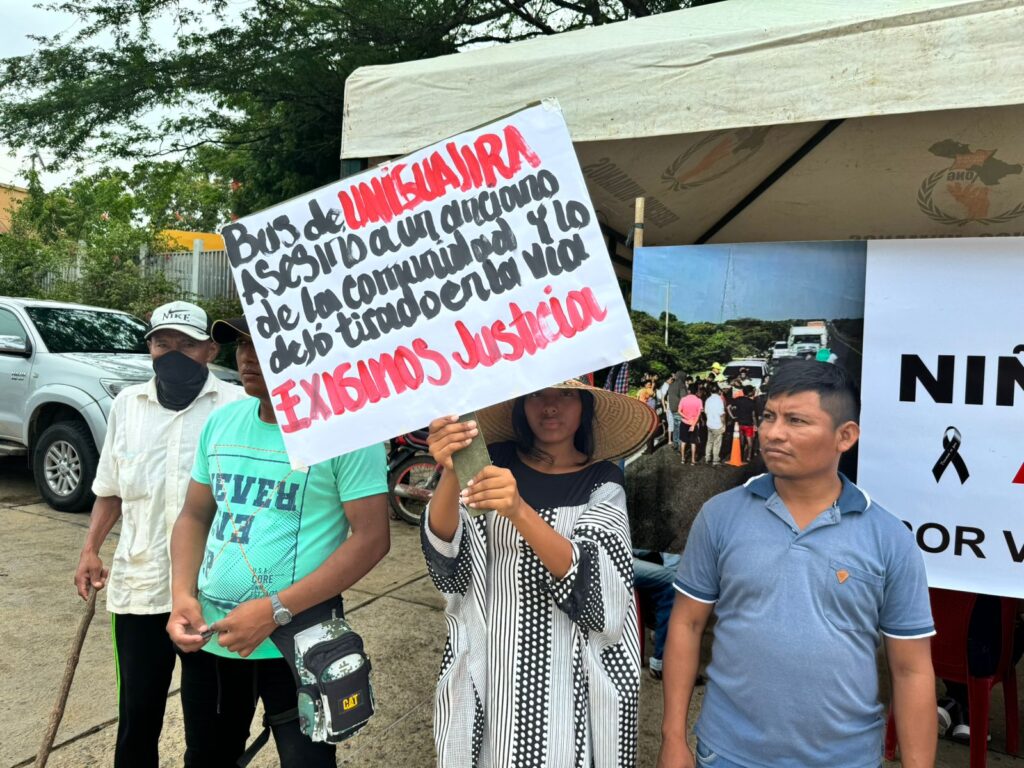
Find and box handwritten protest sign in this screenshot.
[222,101,640,468]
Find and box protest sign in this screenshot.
[222,101,639,468]
[859,238,1024,598]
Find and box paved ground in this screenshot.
[1,455,1022,767]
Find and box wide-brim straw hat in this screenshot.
[476,379,659,464]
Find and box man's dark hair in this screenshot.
[688,382,699,394]
[765,360,859,426]
[512,389,595,464]
[742,385,755,397]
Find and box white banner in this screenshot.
[859,238,1024,597]
[222,102,638,468]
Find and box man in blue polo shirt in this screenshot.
[657,361,936,768]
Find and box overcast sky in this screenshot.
[0,0,240,189]
[0,1,80,186]
[633,241,867,323]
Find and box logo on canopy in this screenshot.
[661,127,770,192]
[918,140,1024,226]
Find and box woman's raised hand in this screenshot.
[462,466,522,520]
[427,415,478,471]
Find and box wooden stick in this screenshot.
[633,197,646,249]
[35,588,98,768]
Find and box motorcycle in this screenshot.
[387,428,441,526]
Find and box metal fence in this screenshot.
[145,243,237,300]
[38,239,237,300]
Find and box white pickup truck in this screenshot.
[0,298,238,512]
[770,341,794,360]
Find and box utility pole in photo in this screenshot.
[663,282,672,345]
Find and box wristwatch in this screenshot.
[270,593,292,626]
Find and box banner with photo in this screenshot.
[628,241,867,551]
[858,238,1024,598]
[635,237,1024,595]
[631,240,867,391]
[222,102,638,468]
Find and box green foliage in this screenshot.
[628,310,790,384]
[128,160,234,232]
[1,0,726,213]
[0,162,235,317]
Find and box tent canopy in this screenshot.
[342,0,1024,267]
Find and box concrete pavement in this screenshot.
[1,456,1021,767]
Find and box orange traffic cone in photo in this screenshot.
[727,423,746,467]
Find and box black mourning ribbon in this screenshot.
[932,426,969,484]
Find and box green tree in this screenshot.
[628,311,794,386]
[1,0,724,213]
[0,161,241,318]
[128,159,233,232]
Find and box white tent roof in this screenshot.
[342,0,1024,160]
[342,1,1024,260]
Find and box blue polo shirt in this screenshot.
[675,473,933,768]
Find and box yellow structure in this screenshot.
[0,183,28,235]
[158,229,225,251]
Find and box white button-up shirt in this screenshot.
[92,373,248,615]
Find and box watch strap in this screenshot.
[270,593,291,624]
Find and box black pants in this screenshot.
[111,612,177,768]
[180,650,336,768]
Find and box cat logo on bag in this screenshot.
[342,693,360,711]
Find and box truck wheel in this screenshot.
[32,421,98,513]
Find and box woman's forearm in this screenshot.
[427,467,462,542]
[510,501,574,579]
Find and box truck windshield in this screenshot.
[26,307,148,354]
[792,335,822,344]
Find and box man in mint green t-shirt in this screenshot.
[168,317,389,768]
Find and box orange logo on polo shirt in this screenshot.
[836,570,850,584]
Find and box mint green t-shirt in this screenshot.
[190,397,386,659]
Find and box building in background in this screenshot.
[158,229,225,251]
[0,183,28,234]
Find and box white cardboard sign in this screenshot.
[221,102,639,468]
[859,238,1024,598]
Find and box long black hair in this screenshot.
[511,389,596,465]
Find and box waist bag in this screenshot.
[237,597,374,766]
[272,596,375,742]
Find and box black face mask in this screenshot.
[153,350,208,411]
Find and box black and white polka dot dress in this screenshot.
[421,442,640,768]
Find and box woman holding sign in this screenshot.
[421,379,657,768]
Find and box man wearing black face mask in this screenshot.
[73,301,247,768]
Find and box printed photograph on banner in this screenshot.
[858,238,1024,599]
[625,240,866,552]
[221,102,638,467]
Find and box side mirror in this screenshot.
[0,335,31,357]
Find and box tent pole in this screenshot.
[694,119,844,244]
[633,197,645,248]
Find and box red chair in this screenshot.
[884,589,1019,768]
